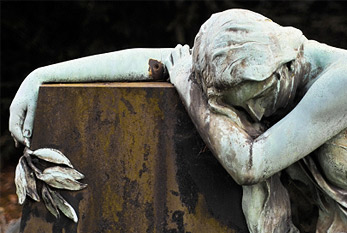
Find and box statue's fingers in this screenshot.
[171,44,183,64]
[182,45,190,56]
[166,44,182,72]
[23,105,35,148]
[9,108,25,147]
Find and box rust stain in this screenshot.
[148,59,167,80]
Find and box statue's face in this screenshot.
[221,61,297,121]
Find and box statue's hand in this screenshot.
[9,69,41,148]
[165,44,191,85]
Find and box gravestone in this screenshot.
[20,82,248,233]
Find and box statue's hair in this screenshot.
[192,9,306,96]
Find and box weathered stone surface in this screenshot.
[20,82,248,233]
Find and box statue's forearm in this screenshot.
[10,48,173,146]
[213,64,347,185]
[32,48,174,85]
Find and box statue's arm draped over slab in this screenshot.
[9,48,174,147]
[168,45,347,185]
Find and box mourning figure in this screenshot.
[9,9,347,232]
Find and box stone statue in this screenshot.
[9,9,347,232]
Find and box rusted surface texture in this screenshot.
[148,59,168,80]
[20,82,247,233]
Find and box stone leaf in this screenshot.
[20,157,40,202]
[15,156,27,205]
[31,148,73,168]
[50,189,78,223]
[36,169,87,190]
[43,166,85,180]
[42,185,60,219]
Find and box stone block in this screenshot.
[20,82,248,233]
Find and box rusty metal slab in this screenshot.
[20,82,248,233]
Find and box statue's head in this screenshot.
[192,9,306,121]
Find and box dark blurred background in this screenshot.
[1,0,347,166]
